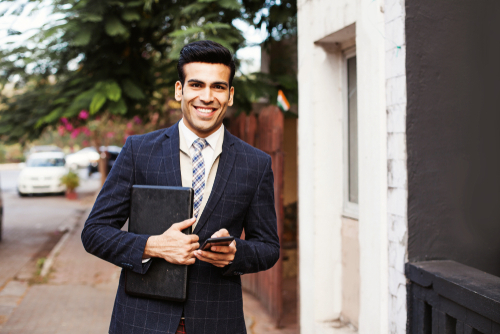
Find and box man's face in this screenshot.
[175,62,234,138]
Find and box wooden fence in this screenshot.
[229,106,285,325]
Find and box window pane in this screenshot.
[348,56,358,204]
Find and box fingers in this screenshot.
[210,245,234,253]
[195,250,234,262]
[211,240,236,253]
[172,217,197,231]
[194,252,232,267]
[188,234,200,243]
[176,257,196,265]
[211,228,229,238]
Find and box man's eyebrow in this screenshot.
[187,79,204,84]
[211,81,228,87]
[187,79,228,87]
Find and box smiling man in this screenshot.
[82,40,280,334]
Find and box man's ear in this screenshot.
[175,81,183,101]
[228,86,234,107]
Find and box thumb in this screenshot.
[172,217,196,231]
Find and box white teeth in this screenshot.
[197,108,214,113]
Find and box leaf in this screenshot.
[126,1,144,7]
[122,10,140,22]
[122,79,145,100]
[72,30,91,46]
[108,98,127,115]
[53,98,68,104]
[105,81,122,101]
[198,0,241,10]
[41,107,63,125]
[89,92,107,114]
[0,124,13,134]
[81,14,103,22]
[181,3,207,15]
[104,16,128,37]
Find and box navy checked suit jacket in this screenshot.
[81,122,280,334]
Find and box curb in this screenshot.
[40,206,93,278]
[40,230,73,277]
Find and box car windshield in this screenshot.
[27,158,65,167]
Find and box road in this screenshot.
[0,167,100,288]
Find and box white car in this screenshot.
[65,147,100,170]
[17,152,68,196]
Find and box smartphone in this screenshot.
[199,236,235,251]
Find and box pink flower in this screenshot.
[70,129,80,139]
[65,123,74,131]
[60,117,68,124]
[133,116,142,124]
[82,140,89,146]
[58,125,65,136]
[79,110,89,119]
[106,132,115,138]
[82,127,91,136]
[126,122,133,129]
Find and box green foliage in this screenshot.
[241,0,297,42]
[0,0,298,144]
[60,170,80,191]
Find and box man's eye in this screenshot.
[192,83,201,87]
[215,85,225,89]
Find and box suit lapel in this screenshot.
[193,129,237,235]
[161,122,182,187]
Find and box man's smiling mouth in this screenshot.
[194,106,218,114]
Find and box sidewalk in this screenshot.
[0,204,117,333]
[0,195,297,334]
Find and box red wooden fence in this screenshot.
[230,106,284,325]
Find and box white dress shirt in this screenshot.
[178,118,224,184]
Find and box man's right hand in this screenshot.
[142,218,199,265]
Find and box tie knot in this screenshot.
[193,138,208,152]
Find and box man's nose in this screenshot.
[199,87,214,103]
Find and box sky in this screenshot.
[0,0,266,75]
[0,0,57,48]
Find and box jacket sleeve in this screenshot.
[81,137,151,274]
[223,156,280,276]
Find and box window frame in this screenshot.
[342,46,359,219]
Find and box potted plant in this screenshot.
[60,171,80,200]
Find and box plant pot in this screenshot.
[66,190,78,200]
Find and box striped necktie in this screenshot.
[192,138,208,218]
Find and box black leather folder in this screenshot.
[125,185,193,302]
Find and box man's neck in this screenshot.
[181,118,222,138]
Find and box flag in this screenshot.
[277,90,290,112]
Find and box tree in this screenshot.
[0,0,297,144]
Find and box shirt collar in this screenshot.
[179,118,224,150]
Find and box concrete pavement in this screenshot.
[0,187,298,333]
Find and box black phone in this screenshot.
[199,236,235,251]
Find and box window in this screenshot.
[343,48,358,217]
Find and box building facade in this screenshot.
[297,0,500,333]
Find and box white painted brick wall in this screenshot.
[385,0,408,333]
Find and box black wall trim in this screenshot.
[407,261,500,333]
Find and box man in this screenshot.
[82,40,280,334]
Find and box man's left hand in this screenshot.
[194,229,236,268]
